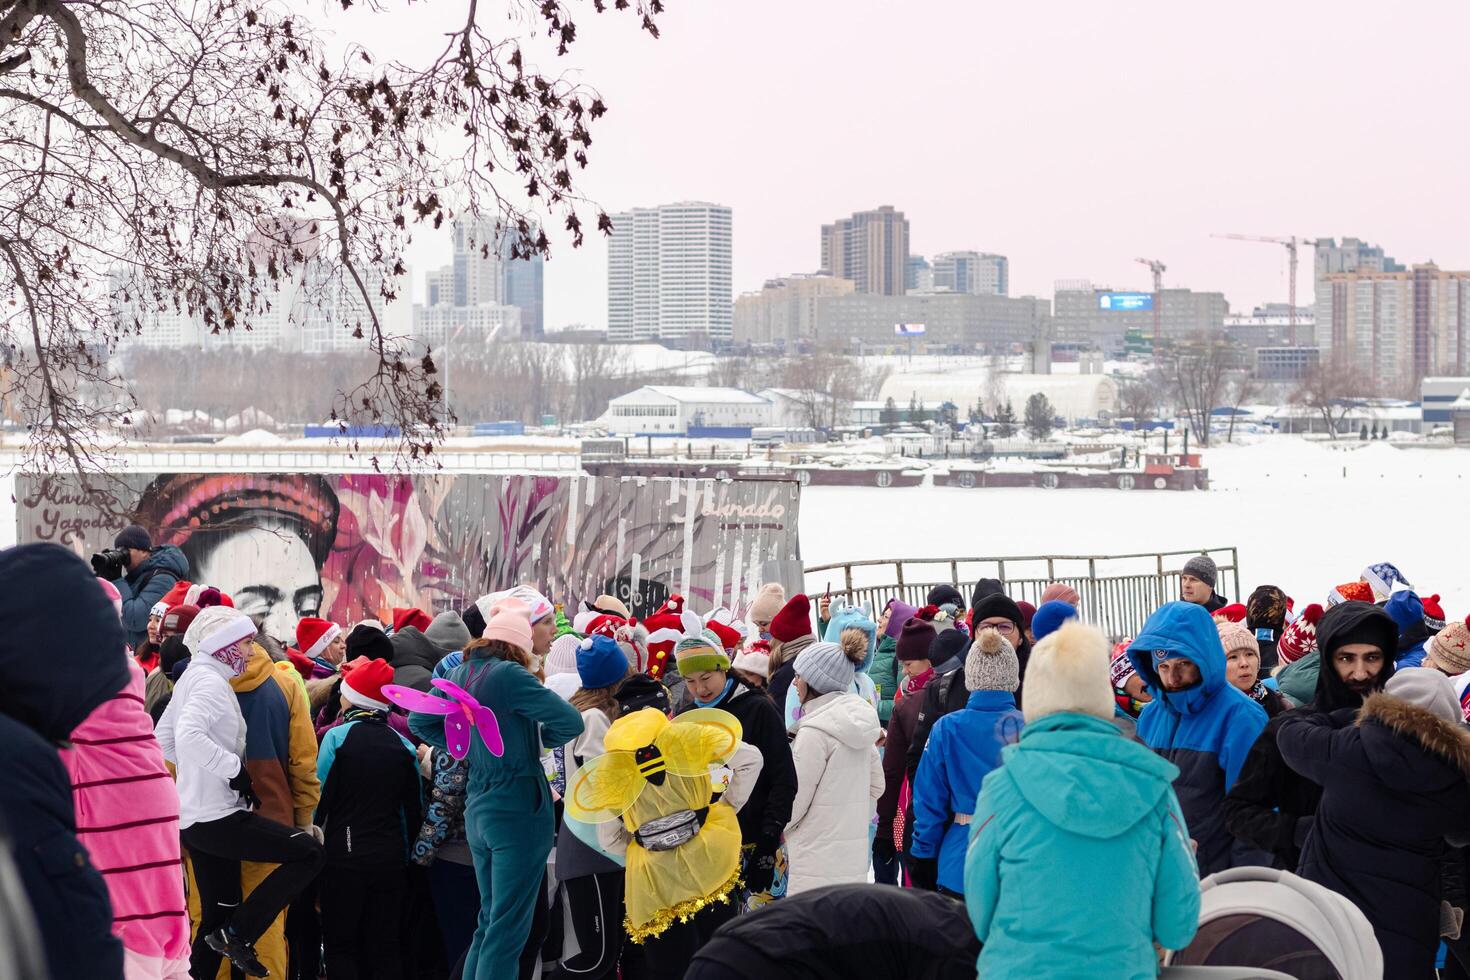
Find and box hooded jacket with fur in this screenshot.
[1278,693,1470,979]
[1224,601,1397,869]
[1127,601,1267,876]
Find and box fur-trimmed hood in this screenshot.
[1357,692,1470,789]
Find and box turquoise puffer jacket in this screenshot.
[964,712,1200,979]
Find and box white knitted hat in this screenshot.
[183,605,256,658]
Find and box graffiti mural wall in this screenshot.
[18,473,802,640]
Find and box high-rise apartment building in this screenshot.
[820,205,909,295]
[500,236,545,337]
[931,251,1009,296]
[906,255,932,292]
[1320,264,1470,387]
[1311,237,1402,348]
[606,202,733,343]
[451,218,504,307]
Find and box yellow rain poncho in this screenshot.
[566,707,745,942]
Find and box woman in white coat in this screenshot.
[784,641,884,896]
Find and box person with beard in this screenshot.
[1126,601,1267,877]
[904,593,1030,788]
[1278,667,1470,978]
[1246,585,1289,676]
[1224,600,1397,870]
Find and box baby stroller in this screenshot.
[1162,866,1383,980]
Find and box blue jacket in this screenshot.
[965,712,1200,979]
[113,545,188,649]
[910,689,1022,892]
[1127,601,1267,876]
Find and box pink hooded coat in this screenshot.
[60,658,191,980]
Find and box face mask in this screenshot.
[211,638,251,677]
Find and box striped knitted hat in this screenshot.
[673,611,730,676]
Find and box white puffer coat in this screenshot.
[784,691,884,895]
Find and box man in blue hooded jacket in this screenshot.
[1127,601,1267,876]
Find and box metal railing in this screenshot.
[804,547,1240,640]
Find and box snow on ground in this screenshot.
[799,437,1470,617]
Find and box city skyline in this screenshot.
[349,0,1470,334]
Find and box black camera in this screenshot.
[90,547,129,579]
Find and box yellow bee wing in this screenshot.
[565,751,647,824]
[659,708,744,774]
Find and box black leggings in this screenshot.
[320,864,407,980]
[182,810,325,979]
[624,899,736,980]
[551,871,625,980]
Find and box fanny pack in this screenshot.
[634,807,709,852]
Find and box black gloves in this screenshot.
[873,830,897,864]
[744,835,780,895]
[907,855,939,892]
[229,766,260,810]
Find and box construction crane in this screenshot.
[1135,257,1165,345]
[1212,234,1321,345]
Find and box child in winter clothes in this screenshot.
[908,627,1025,896]
[965,620,1200,979]
[156,606,326,979]
[784,641,884,896]
[407,597,584,980]
[315,657,422,980]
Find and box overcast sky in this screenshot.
[335,0,1470,330]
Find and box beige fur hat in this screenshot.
[1021,620,1115,723]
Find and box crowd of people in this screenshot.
[10,525,1470,979]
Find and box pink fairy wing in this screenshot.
[429,678,478,707]
[468,703,504,757]
[380,684,455,715]
[444,710,472,760]
[429,679,504,757]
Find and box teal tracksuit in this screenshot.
[409,653,583,980]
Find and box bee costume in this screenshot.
[567,706,756,943]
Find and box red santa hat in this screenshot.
[1212,603,1248,624]
[341,656,395,711]
[703,618,743,653]
[392,608,432,634]
[296,616,342,661]
[639,594,689,681]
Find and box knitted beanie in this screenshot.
[345,622,393,662]
[674,624,731,677]
[545,632,581,676]
[1277,604,1324,664]
[1016,601,1037,631]
[1430,621,1470,675]
[928,627,970,669]
[1031,601,1077,643]
[965,628,1020,693]
[483,597,533,652]
[748,583,787,625]
[970,577,1005,611]
[926,585,965,610]
[577,634,631,690]
[793,641,855,695]
[1385,591,1425,633]
[1247,585,1289,634]
[1217,620,1257,657]
[883,599,919,639]
[1109,639,1137,689]
[1422,595,1448,631]
[896,618,937,662]
[1023,621,1115,723]
[1040,582,1080,606]
[1182,555,1217,590]
[1385,667,1459,725]
[184,605,256,658]
[769,594,813,643]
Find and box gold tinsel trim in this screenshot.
[624,870,743,944]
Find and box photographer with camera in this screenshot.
[92,525,189,651]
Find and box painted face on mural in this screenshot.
[195,521,324,644]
